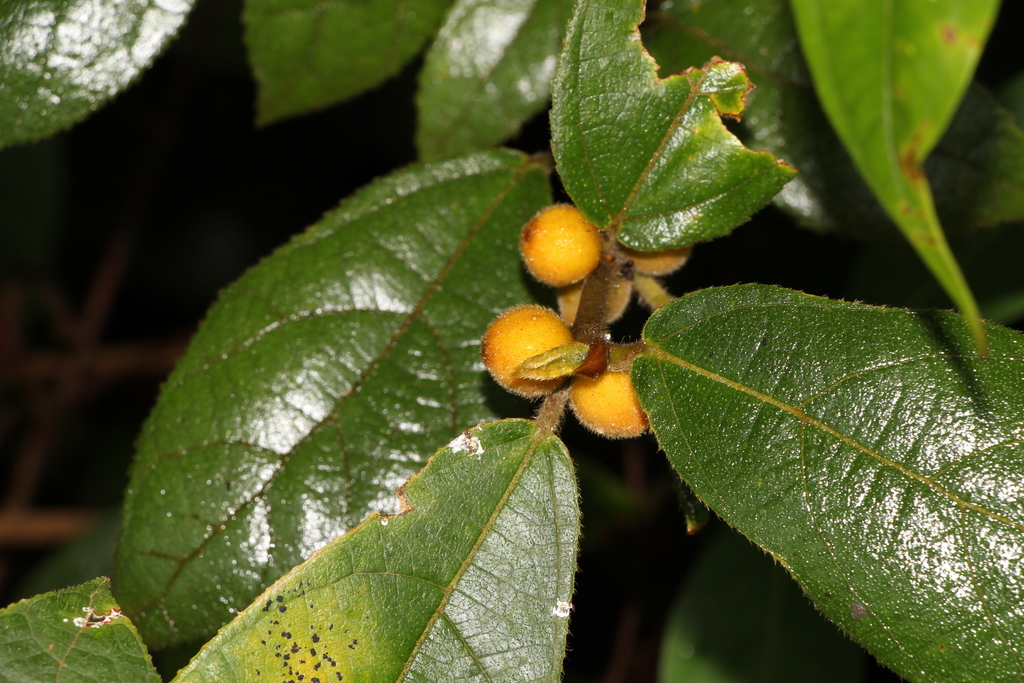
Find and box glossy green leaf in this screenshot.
[243,0,453,125]
[172,419,579,683]
[790,0,1001,353]
[416,0,573,161]
[550,0,795,250]
[0,0,194,149]
[643,0,1024,240]
[115,149,552,649]
[0,577,159,683]
[636,284,1024,683]
[659,526,862,683]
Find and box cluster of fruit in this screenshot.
[481,204,690,439]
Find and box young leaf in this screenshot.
[550,0,795,250]
[416,0,574,161]
[635,284,1024,683]
[0,577,159,683]
[659,526,863,683]
[644,0,1024,240]
[789,0,1001,354]
[115,149,551,649]
[0,0,195,149]
[244,0,453,125]
[172,420,580,683]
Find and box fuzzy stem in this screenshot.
[607,341,646,372]
[571,231,624,343]
[634,274,675,310]
[533,385,570,436]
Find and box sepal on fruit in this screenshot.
[514,341,591,381]
[481,304,576,397]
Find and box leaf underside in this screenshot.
[789,0,1001,354]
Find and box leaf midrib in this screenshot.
[608,68,706,234]
[130,159,537,622]
[645,343,1024,534]
[395,430,551,682]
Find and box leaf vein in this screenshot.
[647,344,1024,533]
[956,509,1024,677]
[396,432,542,681]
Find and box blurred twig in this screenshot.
[0,509,102,547]
[2,225,136,512]
[601,602,642,683]
[2,50,193,514]
[0,56,196,604]
[19,338,188,390]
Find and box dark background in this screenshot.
[1,0,1022,680]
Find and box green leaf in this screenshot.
[416,0,573,161]
[848,222,1024,327]
[659,525,863,683]
[790,0,1001,354]
[550,0,795,250]
[172,419,580,683]
[0,0,194,149]
[927,85,1024,231]
[244,0,453,125]
[636,284,1024,683]
[643,0,1024,241]
[0,578,160,683]
[115,149,552,649]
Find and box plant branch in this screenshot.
[0,509,102,547]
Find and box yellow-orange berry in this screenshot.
[557,275,633,326]
[570,370,649,439]
[622,245,692,276]
[481,305,575,397]
[520,205,602,287]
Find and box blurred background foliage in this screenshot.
[0,0,1022,680]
